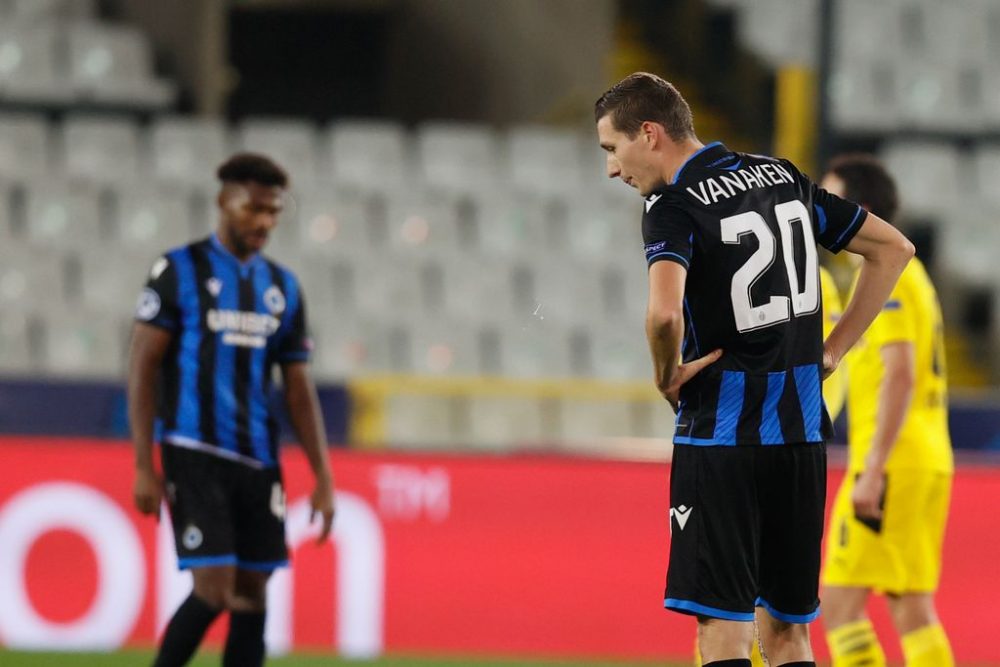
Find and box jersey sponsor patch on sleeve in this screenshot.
[135,288,162,321]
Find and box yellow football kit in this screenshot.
[823,257,953,594]
[820,266,845,421]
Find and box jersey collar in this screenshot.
[670,141,726,184]
[210,233,264,272]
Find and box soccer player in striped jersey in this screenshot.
[595,72,914,666]
[129,153,336,667]
[820,155,954,667]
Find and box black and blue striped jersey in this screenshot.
[134,235,311,468]
[642,142,866,446]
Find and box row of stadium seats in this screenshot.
[717,0,1000,132]
[0,302,651,382]
[0,113,620,198]
[0,20,175,109]
[0,179,642,262]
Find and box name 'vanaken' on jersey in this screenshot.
[643,142,867,446]
[134,235,312,468]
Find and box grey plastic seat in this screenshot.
[61,115,142,185]
[66,21,175,108]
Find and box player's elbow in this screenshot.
[646,308,683,337]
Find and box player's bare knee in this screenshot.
[230,569,270,611]
[191,567,236,610]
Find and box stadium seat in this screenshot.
[737,0,818,68]
[149,117,232,187]
[407,317,484,376]
[20,180,104,250]
[311,314,411,378]
[74,248,151,313]
[0,22,72,105]
[0,242,65,309]
[879,141,967,217]
[66,21,175,109]
[0,0,95,20]
[38,307,129,377]
[0,113,51,183]
[828,55,899,132]
[60,115,142,185]
[292,186,383,256]
[415,122,500,194]
[528,260,606,327]
[326,120,410,192]
[492,320,575,378]
[0,307,37,374]
[237,118,319,182]
[972,144,1000,208]
[588,324,651,381]
[472,192,548,257]
[383,191,465,252]
[505,125,587,196]
[111,185,193,252]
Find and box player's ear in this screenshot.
[640,121,659,148]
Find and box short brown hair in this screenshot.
[594,72,695,141]
[217,152,289,188]
[825,153,899,223]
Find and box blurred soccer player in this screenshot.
[595,72,913,667]
[821,155,954,667]
[128,153,336,667]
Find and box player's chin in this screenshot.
[246,233,269,250]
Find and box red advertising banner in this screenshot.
[0,438,998,662]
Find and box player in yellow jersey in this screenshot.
[694,267,844,667]
[821,266,846,421]
[820,155,954,667]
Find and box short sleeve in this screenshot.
[274,280,313,364]
[866,278,917,347]
[642,199,696,270]
[811,181,868,254]
[134,256,180,331]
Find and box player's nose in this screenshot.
[606,155,621,179]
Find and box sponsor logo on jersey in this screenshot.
[207,309,281,348]
[135,288,162,321]
[670,504,693,531]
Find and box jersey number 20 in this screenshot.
[721,200,819,333]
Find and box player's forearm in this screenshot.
[867,367,914,470]
[647,311,684,393]
[127,364,158,473]
[285,379,333,485]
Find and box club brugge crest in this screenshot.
[264,286,286,315]
[206,277,222,297]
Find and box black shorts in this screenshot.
[664,442,826,623]
[161,444,289,572]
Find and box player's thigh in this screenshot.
[757,442,826,621]
[665,445,760,620]
[161,445,237,566]
[190,564,237,609]
[885,470,952,593]
[232,464,289,570]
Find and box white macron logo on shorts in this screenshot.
[670,504,693,531]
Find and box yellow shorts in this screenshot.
[822,469,951,594]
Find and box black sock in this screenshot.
[223,610,267,667]
[152,594,221,667]
[776,663,816,667]
[703,661,752,667]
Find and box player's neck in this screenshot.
[213,231,256,263]
[664,137,706,185]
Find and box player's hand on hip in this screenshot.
[133,468,164,518]
[310,479,336,544]
[852,468,885,520]
[662,349,723,411]
[822,347,840,380]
